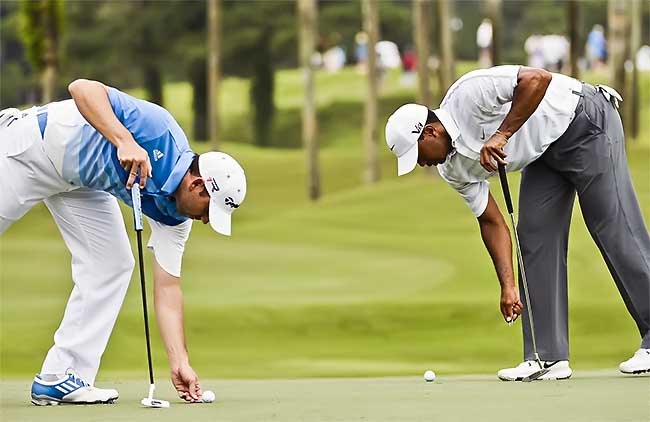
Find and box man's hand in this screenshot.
[118,141,152,188]
[480,132,508,172]
[500,285,523,324]
[171,363,202,403]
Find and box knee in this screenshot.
[101,249,135,283]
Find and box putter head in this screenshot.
[141,397,170,408]
[522,368,550,382]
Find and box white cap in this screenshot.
[385,104,460,176]
[198,152,247,236]
[385,103,428,176]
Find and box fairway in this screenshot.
[1,372,648,421]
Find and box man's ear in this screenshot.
[189,177,205,192]
[421,124,435,139]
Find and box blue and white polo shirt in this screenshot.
[41,87,194,276]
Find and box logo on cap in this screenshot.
[206,177,220,193]
[224,197,239,209]
[411,122,424,134]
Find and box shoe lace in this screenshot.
[65,369,89,387]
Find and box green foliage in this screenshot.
[18,0,63,71]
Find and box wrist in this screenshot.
[169,354,190,371]
[495,129,511,141]
[112,129,136,148]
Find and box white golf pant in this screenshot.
[0,116,134,385]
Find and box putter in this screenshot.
[497,164,550,382]
[131,184,171,408]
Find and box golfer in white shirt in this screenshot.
[385,65,650,381]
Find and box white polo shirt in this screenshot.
[435,65,582,217]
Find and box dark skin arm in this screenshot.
[480,67,552,172]
[478,192,523,322]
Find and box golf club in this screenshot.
[131,184,170,408]
[497,164,550,382]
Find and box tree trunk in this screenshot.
[628,0,641,139]
[42,0,61,103]
[190,57,208,141]
[143,63,163,106]
[607,0,628,101]
[298,0,320,200]
[41,38,57,103]
[567,0,581,78]
[436,0,454,93]
[485,0,501,66]
[250,27,274,147]
[413,0,432,106]
[362,0,380,184]
[207,0,221,148]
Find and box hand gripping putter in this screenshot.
[131,185,170,408]
[497,165,550,382]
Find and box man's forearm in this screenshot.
[497,67,552,139]
[152,257,190,369]
[479,216,515,289]
[68,79,133,148]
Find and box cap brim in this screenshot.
[208,201,232,236]
[397,143,419,176]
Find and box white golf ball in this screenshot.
[202,390,215,403]
[423,370,436,382]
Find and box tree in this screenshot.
[567,0,581,78]
[627,0,641,139]
[413,0,432,106]
[608,0,628,129]
[298,0,320,200]
[362,0,380,184]
[485,0,502,66]
[19,0,64,103]
[436,0,454,93]
[207,0,221,148]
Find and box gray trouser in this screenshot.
[518,84,650,361]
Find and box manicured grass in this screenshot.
[1,373,648,422]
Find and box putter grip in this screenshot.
[131,184,144,231]
[497,164,514,214]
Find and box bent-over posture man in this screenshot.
[0,79,247,403]
[385,65,650,380]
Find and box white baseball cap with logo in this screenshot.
[385,103,459,176]
[199,152,247,236]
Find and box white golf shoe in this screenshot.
[619,349,650,375]
[31,369,118,405]
[497,360,572,381]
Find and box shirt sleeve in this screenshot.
[106,87,170,141]
[146,217,192,277]
[457,65,520,113]
[440,174,490,217]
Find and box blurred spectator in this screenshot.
[400,45,417,86]
[525,34,569,72]
[476,18,493,68]
[585,24,607,70]
[376,40,401,70]
[541,35,569,72]
[637,45,650,71]
[355,31,369,74]
[524,35,545,69]
[323,46,346,73]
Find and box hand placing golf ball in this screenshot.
[423,370,436,382]
[201,390,215,403]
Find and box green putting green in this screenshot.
[1,373,648,422]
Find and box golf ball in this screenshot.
[423,370,436,382]
[202,390,215,403]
